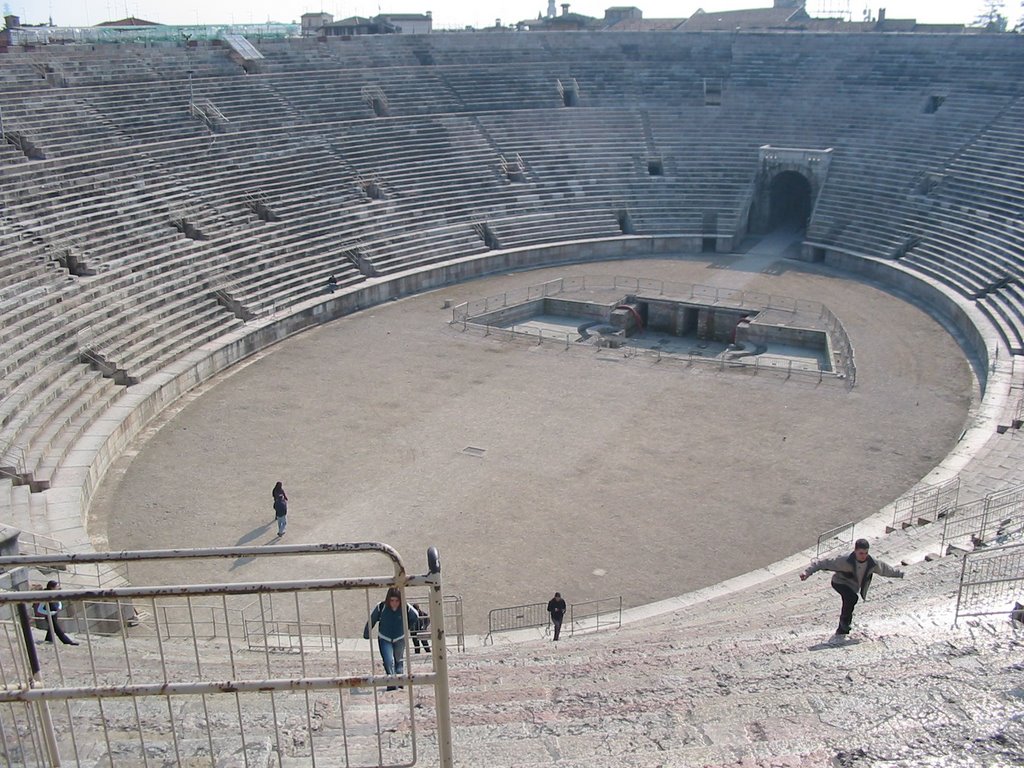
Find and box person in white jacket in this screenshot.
[800,538,904,636]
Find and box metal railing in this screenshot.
[459,322,834,384]
[815,521,855,558]
[16,532,129,593]
[451,275,855,387]
[486,601,548,640]
[5,23,299,45]
[403,591,465,654]
[954,542,1024,624]
[439,595,465,653]
[566,597,622,637]
[486,596,622,642]
[0,542,453,767]
[452,276,832,325]
[890,476,960,531]
[147,590,466,654]
[0,444,26,483]
[941,481,1024,551]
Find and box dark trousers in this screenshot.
[42,616,77,645]
[551,617,563,641]
[412,630,430,654]
[832,582,859,633]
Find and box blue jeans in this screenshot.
[378,636,406,678]
[276,514,287,535]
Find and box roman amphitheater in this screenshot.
[0,26,1022,767]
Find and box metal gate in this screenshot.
[0,542,453,767]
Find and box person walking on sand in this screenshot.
[272,481,288,536]
[800,538,904,638]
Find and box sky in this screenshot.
[3,0,1011,31]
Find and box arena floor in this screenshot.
[87,238,976,633]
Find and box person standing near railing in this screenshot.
[34,580,79,646]
[547,592,566,641]
[363,587,421,690]
[411,603,431,654]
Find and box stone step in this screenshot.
[8,481,32,533]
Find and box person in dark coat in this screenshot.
[272,481,288,536]
[547,592,567,641]
[35,580,79,645]
[800,538,904,637]
[411,603,431,654]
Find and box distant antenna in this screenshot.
[814,0,852,21]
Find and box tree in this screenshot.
[974,0,1008,30]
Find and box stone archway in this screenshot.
[745,146,832,236]
[768,170,812,231]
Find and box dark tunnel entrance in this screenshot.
[768,171,812,231]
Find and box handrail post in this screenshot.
[426,547,454,768]
[16,602,62,766]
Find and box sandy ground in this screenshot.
[88,245,976,633]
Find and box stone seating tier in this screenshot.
[0,31,1021,572]
[0,43,242,91]
[5,540,1018,766]
[2,30,1019,164]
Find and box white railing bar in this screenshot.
[331,589,352,766]
[0,572,437,605]
[0,541,405,570]
[0,671,438,704]
[959,575,1024,590]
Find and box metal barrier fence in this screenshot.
[154,597,335,651]
[815,521,855,558]
[954,542,1024,624]
[486,601,549,640]
[451,275,856,387]
[0,542,453,768]
[941,482,1024,551]
[151,591,466,653]
[6,23,300,45]
[566,597,622,637]
[941,497,989,551]
[486,596,622,642]
[440,595,466,653]
[890,476,960,531]
[452,276,829,324]
[458,323,835,385]
[406,593,465,654]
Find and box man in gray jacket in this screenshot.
[800,538,904,636]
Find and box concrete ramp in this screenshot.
[222,33,264,61]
